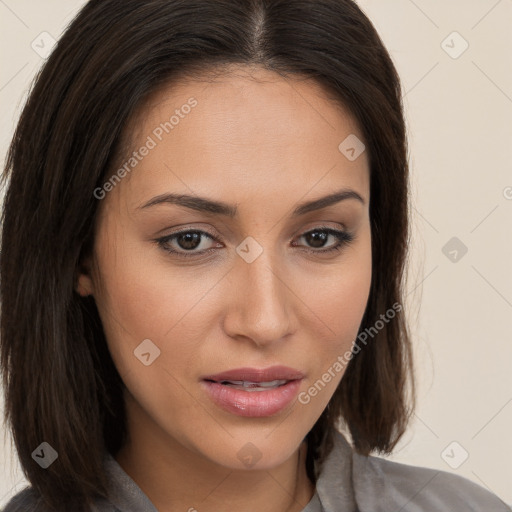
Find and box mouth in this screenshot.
[201,365,304,384]
[200,366,304,417]
[204,379,290,392]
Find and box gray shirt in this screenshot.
[3,430,510,511]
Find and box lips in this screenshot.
[215,379,288,391]
[201,365,305,417]
[202,365,305,383]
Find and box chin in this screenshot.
[196,430,307,472]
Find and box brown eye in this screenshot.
[295,227,355,254]
[156,229,218,258]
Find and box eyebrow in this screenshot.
[138,188,365,217]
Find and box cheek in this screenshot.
[308,227,372,343]
[299,229,372,393]
[92,226,268,403]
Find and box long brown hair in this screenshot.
[1,0,414,509]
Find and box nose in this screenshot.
[222,249,296,348]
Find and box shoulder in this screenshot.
[352,450,511,511]
[2,487,45,511]
[1,486,116,512]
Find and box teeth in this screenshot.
[220,379,287,391]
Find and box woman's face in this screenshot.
[79,66,372,471]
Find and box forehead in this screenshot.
[111,66,370,211]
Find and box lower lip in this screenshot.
[201,379,302,417]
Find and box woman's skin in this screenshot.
[77,65,372,512]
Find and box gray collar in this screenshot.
[312,429,357,512]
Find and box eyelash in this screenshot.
[154,226,355,259]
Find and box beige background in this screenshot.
[1,0,511,508]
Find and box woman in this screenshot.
[1,0,508,511]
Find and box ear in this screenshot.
[75,256,95,296]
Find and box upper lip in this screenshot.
[202,365,304,383]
